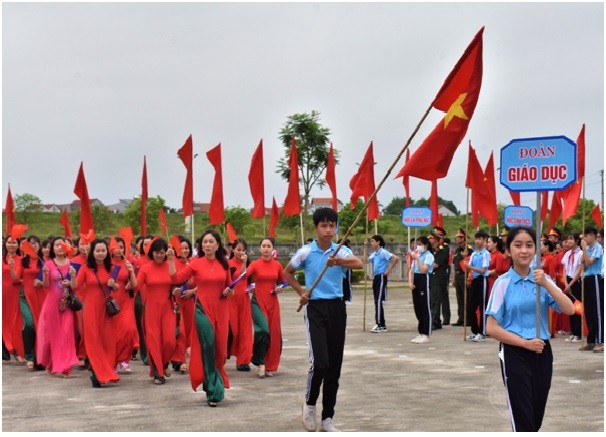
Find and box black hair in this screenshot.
[199,230,229,271]
[474,230,489,239]
[114,236,126,259]
[147,238,168,260]
[2,236,21,263]
[542,239,555,253]
[259,236,275,248]
[228,238,248,259]
[371,235,386,247]
[48,236,67,259]
[505,227,536,250]
[86,238,112,272]
[488,235,504,253]
[178,235,193,260]
[416,236,432,253]
[584,226,598,237]
[21,235,43,269]
[312,207,338,226]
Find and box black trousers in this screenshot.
[467,276,486,335]
[304,299,346,421]
[454,273,466,323]
[500,341,553,432]
[372,274,387,328]
[567,276,582,337]
[413,273,431,335]
[584,275,604,344]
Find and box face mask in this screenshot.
[417,245,426,253]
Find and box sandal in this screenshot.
[153,376,166,385]
[26,361,35,371]
[207,400,217,407]
[179,363,188,374]
[236,364,251,372]
[258,364,266,378]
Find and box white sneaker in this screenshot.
[302,404,317,432]
[466,333,476,341]
[473,334,485,342]
[416,335,430,344]
[370,324,382,333]
[411,335,422,343]
[571,336,582,343]
[320,417,340,432]
[120,361,132,373]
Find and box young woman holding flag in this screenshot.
[227,238,252,372]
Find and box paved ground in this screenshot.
[2,284,604,432]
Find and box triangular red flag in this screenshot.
[396,27,483,181]
[109,237,121,255]
[226,222,238,244]
[282,138,301,216]
[170,234,182,257]
[177,135,194,217]
[269,197,280,238]
[248,140,265,219]
[20,240,38,259]
[325,143,338,211]
[59,208,73,239]
[80,229,96,244]
[207,143,225,225]
[479,152,498,226]
[73,162,94,234]
[402,148,411,207]
[118,227,134,259]
[465,142,483,190]
[350,142,380,221]
[10,224,28,240]
[509,191,521,206]
[591,204,602,226]
[4,185,15,236]
[430,180,440,226]
[141,156,148,235]
[158,208,167,234]
[548,191,563,230]
[561,125,586,225]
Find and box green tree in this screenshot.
[14,193,43,223]
[337,200,367,236]
[412,197,460,216]
[224,207,252,234]
[383,196,409,216]
[72,204,115,236]
[123,196,167,235]
[276,110,336,212]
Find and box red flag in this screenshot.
[4,185,15,235]
[561,125,586,225]
[248,140,265,219]
[402,148,411,207]
[465,143,483,227]
[10,224,28,240]
[79,229,96,245]
[509,191,521,206]
[395,27,484,181]
[437,213,444,228]
[207,143,225,225]
[170,234,182,257]
[591,204,602,226]
[178,135,194,217]
[430,180,440,226]
[73,162,94,235]
[109,237,121,255]
[269,197,280,238]
[118,227,134,259]
[20,240,38,259]
[548,191,563,230]
[349,142,380,221]
[158,208,167,234]
[59,241,75,258]
[226,222,238,244]
[540,191,549,222]
[573,299,584,316]
[282,138,301,216]
[141,156,148,235]
[59,208,73,239]
[325,143,338,211]
[474,152,498,227]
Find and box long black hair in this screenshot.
[199,229,229,271]
[21,235,43,269]
[86,238,112,273]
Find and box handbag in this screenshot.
[95,271,121,316]
[52,260,82,312]
[67,291,83,312]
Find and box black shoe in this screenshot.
[90,371,101,388]
[452,321,463,326]
[443,321,450,326]
[432,324,442,330]
[237,364,251,371]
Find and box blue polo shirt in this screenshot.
[412,251,434,274]
[485,268,562,340]
[584,242,603,276]
[289,240,353,300]
[470,248,490,278]
[368,247,394,275]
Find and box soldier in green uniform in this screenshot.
[429,226,449,329]
[452,228,472,326]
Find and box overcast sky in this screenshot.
[3,2,604,217]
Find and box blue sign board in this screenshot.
[504,205,534,228]
[500,136,577,192]
[401,207,432,228]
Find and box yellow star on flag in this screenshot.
[443,93,469,128]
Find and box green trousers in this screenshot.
[194,301,224,403]
[250,295,269,366]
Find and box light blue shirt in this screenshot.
[584,242,603,276]
[412,251,434,275]
[368,247,393,275]
[485,268,562,340]
[470,248,490,278]
[289,240,353,300]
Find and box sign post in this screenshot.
[402,207,432,278]
[500,136,576,339]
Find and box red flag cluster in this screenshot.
[466,143,497,227]
[349,142,379,221]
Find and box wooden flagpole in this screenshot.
[463,187,470,341]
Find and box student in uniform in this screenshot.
[486,226,574,431]
[579,226,604,353]
[465,230,490,342]
[408,236,434,344]
[366,235,399,333]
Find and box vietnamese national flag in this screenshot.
[509,191,521,206]
[282,138,301,217]
[395,27,483,181]
[402,148,411,207]
[207,143,225,225]
[158,207,167,234]
[5,185,15,235]
[73,162,94,235]
[349,142,380,221]
[325,143,338,211]
[141,156,148,235]
[226,222,238,244]
[248,140,265,219]
[178,135,194,217]
[269,197,280,238]
[548,191,563,230]
[118,227,134,259]
[430,179,440,226]
[591,204,602,226]
[59,208,73,239]
[561,124,586,225]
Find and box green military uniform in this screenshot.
[452,228,472,326]
[429,227,450,329]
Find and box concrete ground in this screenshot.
[2,284,604,432]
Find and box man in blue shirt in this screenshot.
[465,230,491,341]
[284,208,363,432]
[580,226,604,352]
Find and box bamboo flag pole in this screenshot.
[463,187,470,341]
[296,103,434,312]
[363,210,369,331]
[580,178,587,348]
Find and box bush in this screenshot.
[351,269,365,284]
